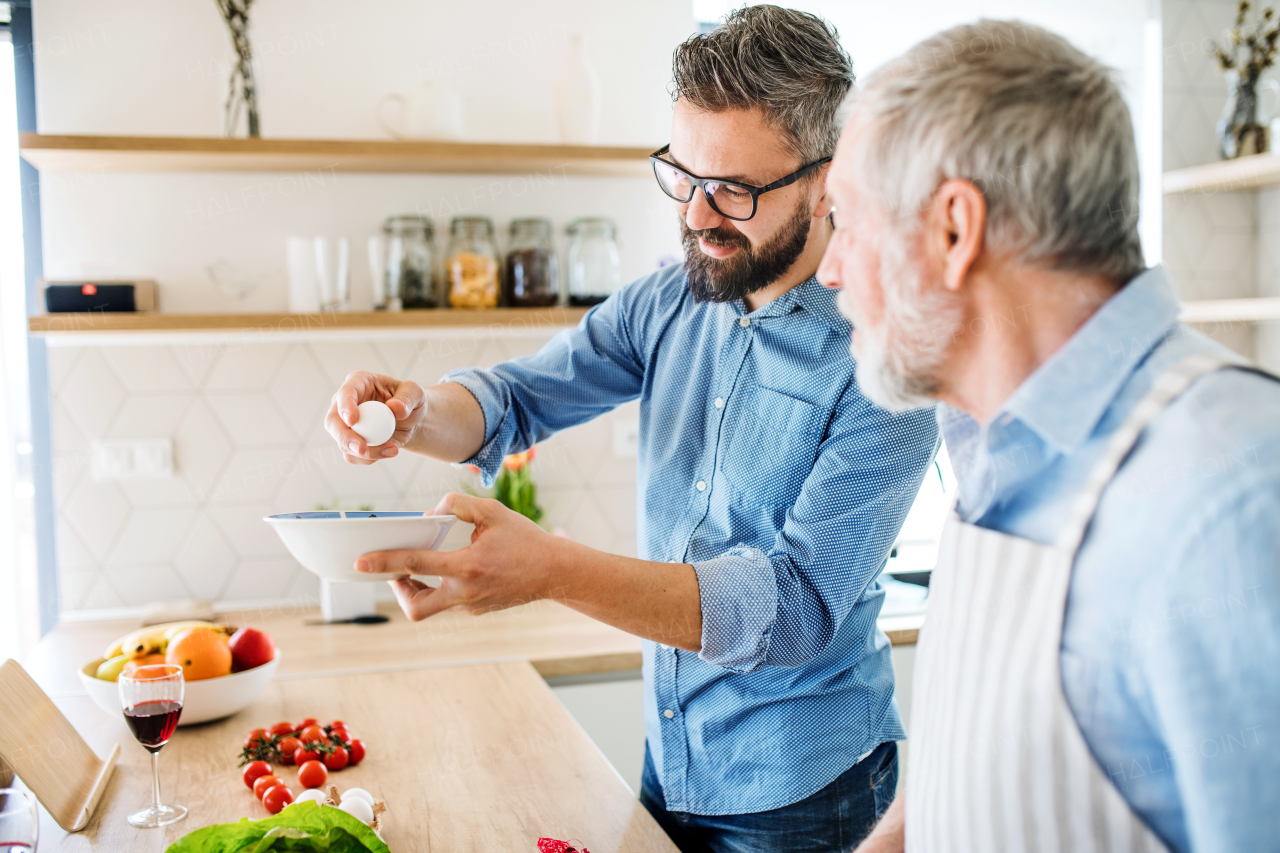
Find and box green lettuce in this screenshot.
[163,801,390,853]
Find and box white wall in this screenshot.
[1163,0,1276,364]
[697,0,1159,262]
[31,0,692,313]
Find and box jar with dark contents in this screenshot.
[504,218,559,307]
[446,217,501,309]
[382,215,438,309]
[566,217,621,306]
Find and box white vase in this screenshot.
[555,34,601,145]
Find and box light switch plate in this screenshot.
[90,439,174,480]
[612,420,640,458]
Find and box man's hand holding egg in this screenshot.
[325,370,427,465]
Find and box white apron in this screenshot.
[905,352,1245,853]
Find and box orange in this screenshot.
[122,653,169,679]
[165,627,233,681]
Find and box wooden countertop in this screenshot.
[31,662,678,852]
[28,601,922,698]
[19,599,921,849]
[25,600,647,697]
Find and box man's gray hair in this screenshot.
[672,5,853,167]
[848,20,1144,285]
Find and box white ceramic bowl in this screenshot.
[78,654,281,726]
[264,511,456,582]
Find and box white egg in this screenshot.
[351,400,396,447]
[294,788,327,805]
[338,796,375,825]
[341,787,375,806]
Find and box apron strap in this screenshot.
[1053,352,1245,553]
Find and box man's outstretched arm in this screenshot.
[355,492,705,651]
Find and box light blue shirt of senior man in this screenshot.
[940,265,1280,853]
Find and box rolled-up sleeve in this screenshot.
[441,292,647,486]
[693,545,778,669]
[696,387,938,672]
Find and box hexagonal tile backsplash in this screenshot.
[48,329,640,612]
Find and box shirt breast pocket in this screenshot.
[721,387,827,507]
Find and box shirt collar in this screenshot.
[999,265,1182,454]
[735,276,850,332]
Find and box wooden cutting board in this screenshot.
[0,659,119,831]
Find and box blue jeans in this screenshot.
[640,740,898,853]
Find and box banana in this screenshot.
[162,621,229,644]
[95,653,131,682]
[102,620,227,661]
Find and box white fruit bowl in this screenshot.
[264,511,456,582]
[78,654,281,726]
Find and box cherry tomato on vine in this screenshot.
[300,725,325,744]
[278,736,302,764]
[253,775,283,800]
[262,784,293,814]
[242,760,272,789]
[329,728,350,744]
[268,721,295,737]
[348,739,366,765]
[244,728,269,749]
[297,759,328,789]
[294,748,320,765]
[297,717,319,729]
[323,746,349,771]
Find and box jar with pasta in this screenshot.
[446,217,500,309]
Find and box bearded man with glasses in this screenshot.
[324,7,937,851]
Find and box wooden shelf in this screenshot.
[27,306,589,335]
[1180,297,1280,323]
[18,133,656,177]
[1163,152,1280,194]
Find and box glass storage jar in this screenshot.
[446,216,501,309]
[566,217,621,306]
[382,215,438,309]
[504,218,559,307]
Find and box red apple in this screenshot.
[228,627,275,672]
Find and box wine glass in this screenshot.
[0,788,38,852]
[118,665,187,828]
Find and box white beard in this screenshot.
[841,233,963,412]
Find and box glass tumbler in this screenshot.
[0,788,38,851]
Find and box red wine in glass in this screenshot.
[118,664,187,828]
[124,700,182,752]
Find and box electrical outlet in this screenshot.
[91,439,174,480]
[612,420,640,458]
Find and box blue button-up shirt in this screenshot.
[445,266,938,814]
[941,266,1280,852]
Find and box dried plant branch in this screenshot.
[1216,0,1280,77]
[214,0,260,137]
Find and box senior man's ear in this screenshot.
[930,178,986,293]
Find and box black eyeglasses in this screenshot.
[649,144,831,222]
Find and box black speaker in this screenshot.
[41,280,156,313]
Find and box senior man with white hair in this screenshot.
[818,19,1280,853]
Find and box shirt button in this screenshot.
[738,317,751,328]
[696,480,707,492]
[714,397,724,409]
[659,643,669,650]
[663,709,675,719]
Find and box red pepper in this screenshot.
[537,838,590,853]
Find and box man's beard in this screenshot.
[839,227,964,412]
[682,199,812,303]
